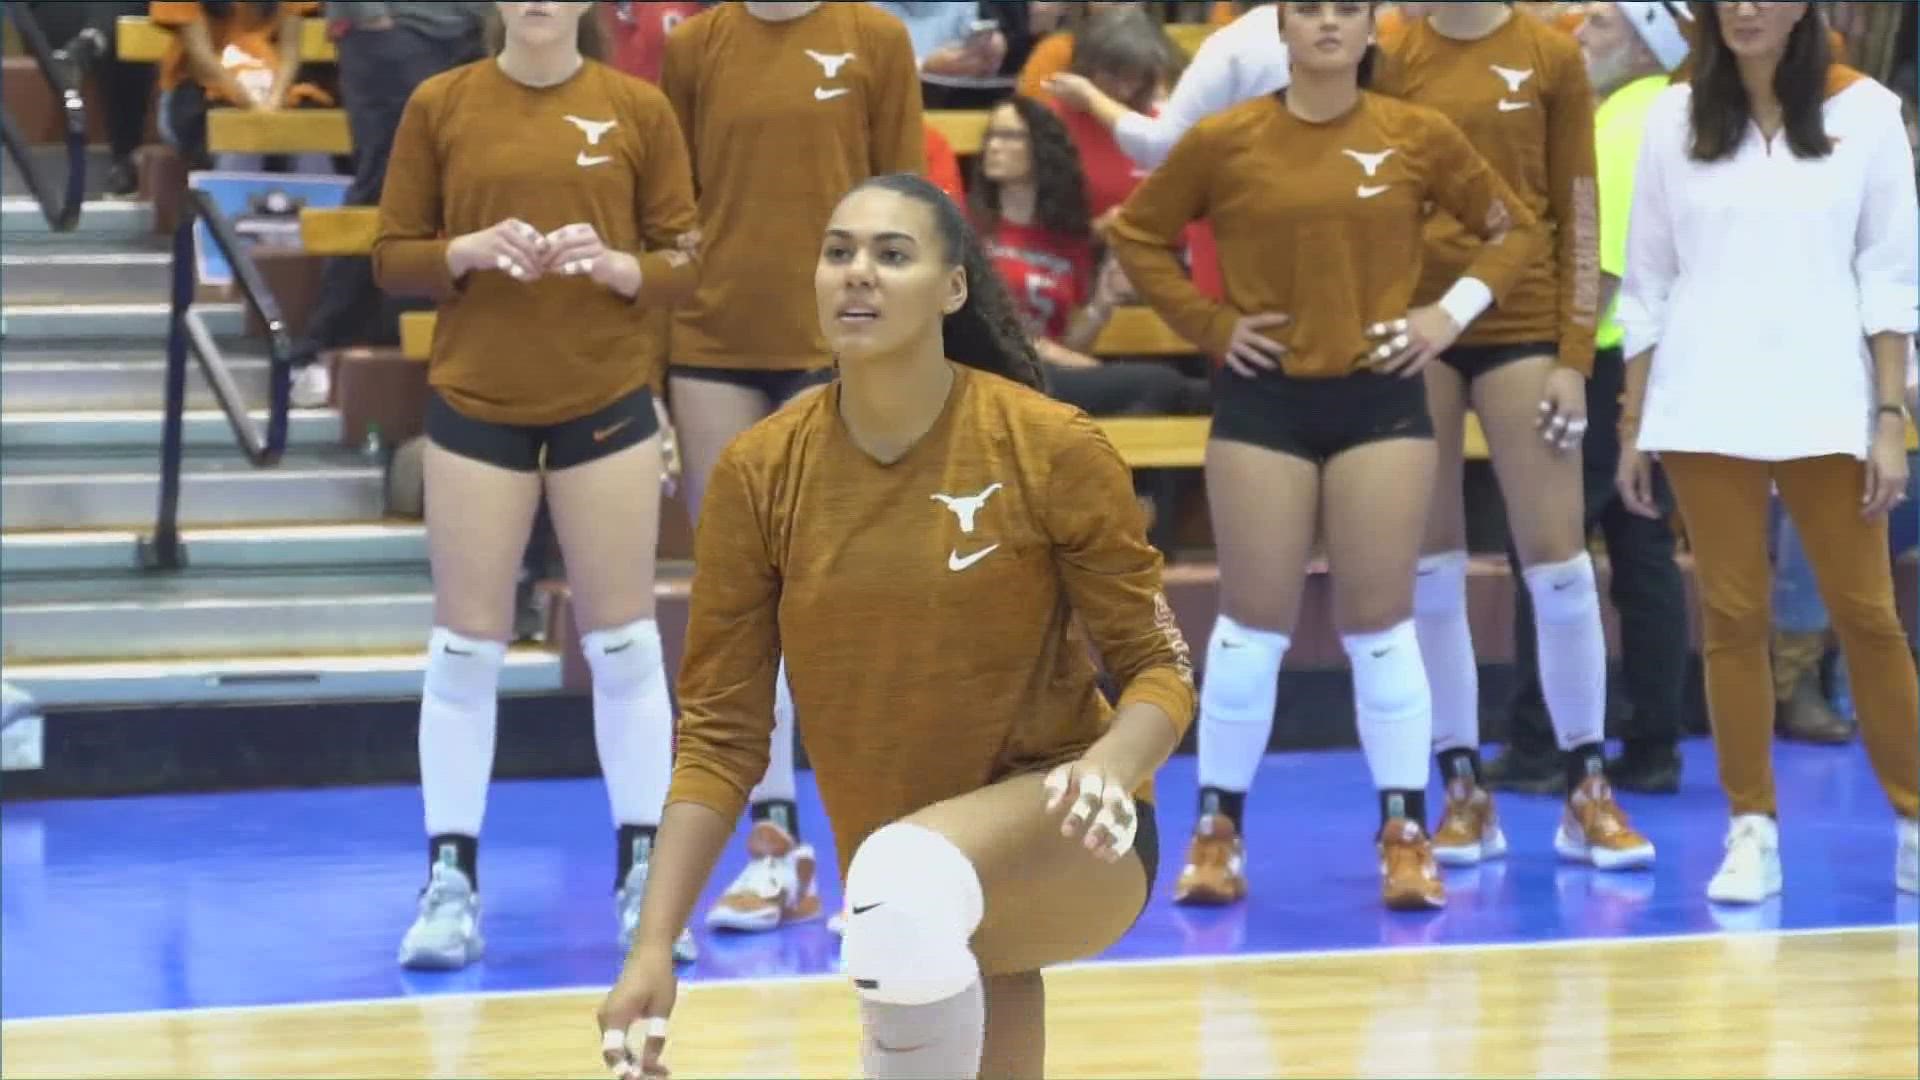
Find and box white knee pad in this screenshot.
[581,618,665,693]
[1413,551,1470,616]
[1525,552,1599,623]
[843,823,984,1007]
[1201,615,1291,712]
[424,627,507,706]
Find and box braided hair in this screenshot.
[852,174,1047,392]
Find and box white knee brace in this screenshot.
[1524,552,1600,623]
[1414,551,1470,616]
[581,618,665,694]
[424,627,507,707]
[842,823,984,1007]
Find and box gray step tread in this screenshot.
[1,648,563,708]
[0,447,378,477]
[2,567,433,608]
[1,197,155,238]
[0,346,265,364]
[0,521,427,575]
[1,248,171,265]
[0,408,341,448]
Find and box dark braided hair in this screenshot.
[970,96,1092,240]
[853,174,1047,392]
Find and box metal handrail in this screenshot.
[139,189,293,570]
[0,1,88,231]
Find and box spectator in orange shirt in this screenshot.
[1016,0,1144,101]
[150,1,331,169]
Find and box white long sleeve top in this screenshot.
[1617,76,1919,462]
[1112,4,1291,170]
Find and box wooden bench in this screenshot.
[116,15,336,65]
[207,107,352,155]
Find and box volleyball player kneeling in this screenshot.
[597,174,1195,1080]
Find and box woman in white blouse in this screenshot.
[1615,0,1918,906]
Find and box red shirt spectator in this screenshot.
[924,122,967,206]
[985,218,1095,340]
[602,1,706,83]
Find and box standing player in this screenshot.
[1110,0,1543,911]
[1370,0,1655,872]
[1616,0,1918,903]
[598,173,1196,1080]
[657,0,924,938]
[373,0,699,969]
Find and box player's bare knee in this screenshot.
[843,823,984,1006]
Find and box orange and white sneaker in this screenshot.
[1555,775,1656,870]
[703,820,826,932]
[1379,818,1447,911]
[1172,814,1248,906]
[1431,777,1509,867]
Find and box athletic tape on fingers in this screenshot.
[1092,790,1139,858]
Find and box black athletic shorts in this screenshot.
[1132,800,1160,920]
[1437,341,1556,383]
[668,364,833,405]
[425,384,659,473]
[1209,366,1433,465]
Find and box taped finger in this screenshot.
[1064,772,1104,831]
[1090,790,1139,858]
[1043,764,1072,811]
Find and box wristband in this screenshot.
[1436,278,1494,331]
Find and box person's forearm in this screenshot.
[1869,330,1909,412]
[1619,348,1652,437]
[1061,299,1116,353]
[1082,703,1179,791]
[1597,273,1620,327]
[627,801,737,963]
[274,13,303,94]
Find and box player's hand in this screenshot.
[654,396,682,499]
[1223,313,1291,377]
[447,218,547,282]
[1043,759,1140,864]
[1364,305,1459,377]
[598,946,678,1079]
[1536,366,1588,454]
[543,223,643,298]
[1616,447,1662,520]
[1043,71,1099,111]
[1863,417,1910,520]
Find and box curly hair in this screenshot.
[1686,1,1833,162]
[854,174,1047,392]
[969,95,1093,240]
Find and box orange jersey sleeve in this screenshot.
[923,122,966,205]
[660,5,924,372]
[1377,14,1597,373]
[372,62,700,425]
[1110,94,1539,378]
[668,367,1194,874]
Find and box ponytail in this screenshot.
[853,174,1047,392]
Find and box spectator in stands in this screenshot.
[870,1,1010,110]
[372,0,702,969]
[1016,0,1142,101]
[971,95,1204,416]
[924,119,966,204]
[150,1,331,171]
[1489,0,1694,798]
[657,0,922,942]
[602,0,708,83]
[1111,0,1543,913]
[1615,0,1919,905]
[27,1,155,196]
[287,0,488,408]
[1043,1,1289,173]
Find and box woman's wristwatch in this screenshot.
[1877,403,1908,425]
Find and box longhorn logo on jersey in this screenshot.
[806,49,855,77]
[1491,65,1534,112]
[932,483,1003,534]
[1342,148,1397,200]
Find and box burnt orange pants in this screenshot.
[1664,453,1918,819]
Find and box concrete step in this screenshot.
[1,196,153,242]
[0,302,246,342]
[1,522,427,576]
[1,567,435,662]
[0,249,173,304]
[0,448,385,530]
[0,408,340,450]
[1,648,563,709]
[0,354,271,412]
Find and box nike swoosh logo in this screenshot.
[1371,647,1391,658]
[1357,184,1390,199]
[443,645,473,656]
[594,418,634,442]
[1497,99,1532,112]
[851,902,883,915]
[948,544,1000,572]
[814,86,850,101]
[577,151,612,166]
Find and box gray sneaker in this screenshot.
[398,863,484,970]
[617,862,698,964]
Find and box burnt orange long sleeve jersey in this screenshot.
[373,60,700,426]
[667,366,1197,875]
[1108,93,1542,379]
[1375,14,1601,374]
[660,4,924,372]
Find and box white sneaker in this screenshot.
[1897,819,1917,894]
[703,820,824,932]
[1707,815,1783,905]
[398,863,484,970]
[617,862,699,964]
[291,363,331,408]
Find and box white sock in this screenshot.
[749,657,799,806]
[1343,621,1433,792]
[1196,615,1291,794]
[419,628,506,837]
[1413,551,1480,754]
[582,619,675,827]
[1523,553,1608,752]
